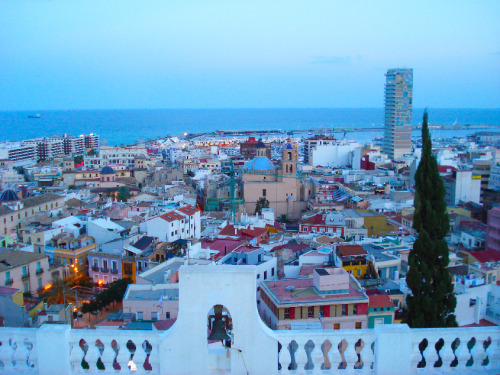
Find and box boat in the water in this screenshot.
[28,113,41,119]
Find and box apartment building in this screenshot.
[0,142,37,167]
[0,250,52,296]
[144,205,201,242]
[259,267,369,330]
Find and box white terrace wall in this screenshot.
[0,265,500,375]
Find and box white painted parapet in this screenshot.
[0,265,500,374]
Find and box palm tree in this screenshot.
[40,279,76,305]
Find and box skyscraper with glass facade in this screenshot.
[383,68,413,160]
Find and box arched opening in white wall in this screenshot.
[207,304,233,372]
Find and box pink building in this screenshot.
[486,207,500,252]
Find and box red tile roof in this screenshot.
[177,205,200,216]
[0,286,20,296]
[160,210,185,222]
[270,243,309,253]
[369,294,395,308]
[338,244,367,257]
[218,225,268,239]
[472,250,500,263]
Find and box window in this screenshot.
[103,260,108,269]
[262,189,266,197]
[23,283,28,293]
[36,262,41,272]
[342,305,347,316]
[103,276,108,284]
[264,271,267,279]
[374,318,384,325]
[319,305,324,317]
[38,278,42,289]
[166,312,170,319]
[6,271,10,283]
[308,306,314,318]
[257,274,260,279]
[94,259,99,267]
[22,266,28,277]
[136,312,143,320]
[271,268,275,277]
[334,323,340,330]
[355,322,362,329]
[284,308,290,320]
[151,312,159,321]
[112,261,117,270]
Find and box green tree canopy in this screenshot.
[405,111,457,328]
[255,197,269,215]
[117,186,130,202]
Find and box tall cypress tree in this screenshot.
[405,110,457,327]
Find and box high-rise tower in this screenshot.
[383,68,413,160]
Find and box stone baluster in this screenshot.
[360,337,375,373]
[147,339,159,373]
[409,336,423,371]
[423,337,440,369]
[69,339,84,373]
[330,339,343,370]
[310,338,324,371]
[489,335,500,370]
[12,339,28,372]
[294,338,308,372]
[84,340,98,372]
[100,338,116,372]
[472,334,488,370]
[439,335,455,371]
[114,337,131,373]
[1,339,15,373]
[0,335,11,371]
[343,336,359,373]
[277,339,289,373]
[455,335,471,371]
[133,340,148,374]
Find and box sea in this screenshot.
[0,108,499,146]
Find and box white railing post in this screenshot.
[36,324,72,375]
[374,324,412,375]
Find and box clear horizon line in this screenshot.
[1,106,499,112]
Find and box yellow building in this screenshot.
[49,234,98,278]
[336,244,369,279]
[355,209,395,237]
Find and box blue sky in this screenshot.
[0,0,499,110]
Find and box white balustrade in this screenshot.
[1,324,500,375]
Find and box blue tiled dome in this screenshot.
[284,142,295,149]
[100,166,115,175]
[245,157,275,170]
[0,190,20,202]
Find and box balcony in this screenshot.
[5,279,13,286]
[36,268,44,275]
[0,266,499,375]
[111,268,119,274]
[21,273,30,281]
[101,267,109,273]
[91,265,99,272]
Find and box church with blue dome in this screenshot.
[242,140,314,219]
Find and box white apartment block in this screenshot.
[84,144,148,169]
[23,139,64,161]
[144,205,201,242]
[0,142,37,167]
